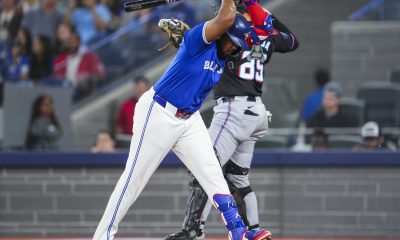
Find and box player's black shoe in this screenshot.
[195,227,205,240]
[165,230,193,240]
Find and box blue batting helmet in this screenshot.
[226,13,252,50]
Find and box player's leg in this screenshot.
[165,102,245,240]
[226,139,259,229]
[93,89,183,240]
[209,100,246,165]
[165,172,208,240]
[173,113,271,240]
[227,111,268,230]
[199,100,262,227]
[235,101,270,229]
[166,101,253,239]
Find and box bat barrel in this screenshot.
[124,0,179,12]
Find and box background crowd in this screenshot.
[0,0,200,102]
[0,0,399,152]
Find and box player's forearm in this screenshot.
[272,15,299,51]
[243,0,267,27]
[272,15,291,35]
[205,0,236,42]
[216,0,236,30]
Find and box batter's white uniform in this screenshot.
[93,20,262,240]
[93,14,271,240]
[93,87,231,239]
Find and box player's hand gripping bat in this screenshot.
[124,0,180,12]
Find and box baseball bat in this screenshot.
[124,0,180,12]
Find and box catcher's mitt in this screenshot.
[158,18,191,51]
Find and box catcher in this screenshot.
[159,0,299,239]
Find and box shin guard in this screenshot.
[213,194,246,240]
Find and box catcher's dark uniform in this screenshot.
[166,15,299,240]
[201,14,299,230]
[214,15,298,98]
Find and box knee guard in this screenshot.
[225,160,249,175]
[181,176,208,238]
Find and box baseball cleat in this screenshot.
[165,230,193,240]
[195,234,205,240]
[230,229,272,240]
[195,230,206,240]
[242,229,272,240]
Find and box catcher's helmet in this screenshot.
[226,13,251,50]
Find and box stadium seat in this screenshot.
[329,135,362,149]
[339,97,365,127]
[255,135,288,148]
[357,82,400,127]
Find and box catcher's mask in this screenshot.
[226,13,252,50]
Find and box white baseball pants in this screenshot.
[93,88,230,240]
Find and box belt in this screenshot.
[221,96,258,103]
[153,93,193,120]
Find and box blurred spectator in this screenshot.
[6,40,30,81]
[121,8,151,27]
[29,35,53,83]
[67,0,111,44]
[115,76,149,135]
[103,0,123,16]
[15,27,32,56]
[21,0,40,14]
[21,0,63,42]
[156,2,197,28]
[103,0,124,30]
[311,128,329,151]
[91,129,116,153]
[25,94,62,150]
[306,82,358,128]
[0,0,23,41]
[55,21,75,54]
[301,69,330,121]
[53,32,106,101]
[353,121,397,151]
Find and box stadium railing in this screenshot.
[0,150,399,167]
[349,0,400,21]
[113,127,400,150]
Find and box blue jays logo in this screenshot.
[204,61,223,74]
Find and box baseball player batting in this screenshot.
[165,0,299,239]
[93,0,272,239]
